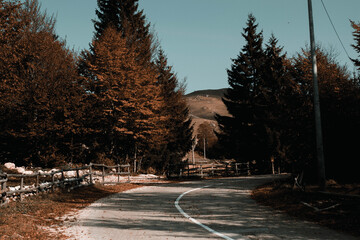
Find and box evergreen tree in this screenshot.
[216,14,268,171]
[151,49,193,173]
[93,0,153,65]
[260,35,294,172]
[93,0,120,37]
[351,20,360,71]
[80,0,170,168]
[80,26,165,164]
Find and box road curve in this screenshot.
[65,175,357,240]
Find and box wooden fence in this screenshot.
[178,162,251,178]
[0,163,130,206]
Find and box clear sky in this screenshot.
[38,0,360,94]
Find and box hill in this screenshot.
[185,88,229,121]
[185,89,230,144]
[186,88,228,99]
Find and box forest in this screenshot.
[1,0,360,182]
[0,0,193,173]
[214,14,360,183]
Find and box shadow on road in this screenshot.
[72,175,357,240]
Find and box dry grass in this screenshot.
[186,95,229,121]
[0,183,140,239]
[251,179,360,238]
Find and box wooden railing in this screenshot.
[90,163,131,184]
[0,163,130,206]
[178,162,251,178]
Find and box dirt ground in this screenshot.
[251,177,360,238]
[0,183,141,240]
[1,176,359,239]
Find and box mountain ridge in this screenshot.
[184,88,230,137]
[186,88,228,99]
[185,88,229,121]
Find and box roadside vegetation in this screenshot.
[0,0,192,175]
[1,0,360,238]
[213,14,360,184]
[0,183,140,239]
[252,178,360,238]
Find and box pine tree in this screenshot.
[260,35,294,172]
[80,26,165,163]
[93,0,120,37]
[151,49,193,173]
[216,14,268,170]
[80,0,169,168]
[351,20,360,71]
[93,0,153,65]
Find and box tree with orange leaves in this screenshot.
[291,45,360,182]
[0,0,83,167]
[80,26,166,164]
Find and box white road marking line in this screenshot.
[174,185,236,240]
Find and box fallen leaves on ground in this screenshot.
[251,178,360,238]
[0,183,140,239]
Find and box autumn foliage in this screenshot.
[0,0,193,173]
[0,0,82,167]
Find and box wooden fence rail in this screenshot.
[178,162,251,178]
[0,163,130,206]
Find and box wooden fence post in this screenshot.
[76,169,80,187]
[117,165,120,183]
[36,173,39,193]
[52,173,55,192]
[247,162,250,176]
[102,166,105,184]
[1,175,7,204]
[3,175,7,192]
[127,165,130,182]
[200,165,203,178]
[61,170,65,187]
[20,177,24,201]
[89,164,93,184]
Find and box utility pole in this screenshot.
[203,137,206,160]
[192,135,198,164]
[307,0,326,189]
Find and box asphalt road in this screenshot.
[65,175,358,240]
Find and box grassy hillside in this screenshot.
[185,88,230,140]
[185,88,230,121]
[186,88,228,99]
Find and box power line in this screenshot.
[320,0,351,60]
